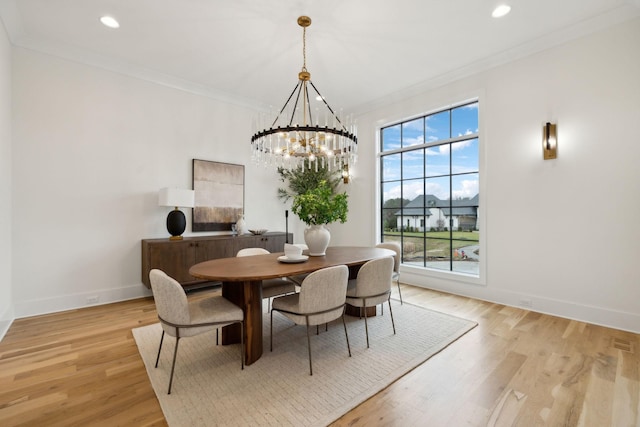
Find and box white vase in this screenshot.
[304,225,330,256]
[236,214,247,235]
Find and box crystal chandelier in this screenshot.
[251,16,357,173]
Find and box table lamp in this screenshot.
[159,188,195,240]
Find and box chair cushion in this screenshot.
[175,295,244,338]
[346,293,389,308]
[262,279,296,299]
[271,292,299,313]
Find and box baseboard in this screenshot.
[13,284,153,319]
[403,271,640,334]
[0,304,15,342]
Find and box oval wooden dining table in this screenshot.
[189,246,395,365]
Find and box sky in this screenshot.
[381,102,479,202]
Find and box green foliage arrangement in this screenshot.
[277,160,342,202]
[291,180,348,226]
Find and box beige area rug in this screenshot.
[132,301,476,427]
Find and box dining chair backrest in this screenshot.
[299,265,349,325]
[352,256,394,298]
[237,247,270,257]
[376,242,400,273]
[149,269,190,330]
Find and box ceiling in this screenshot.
[1,0,639,113]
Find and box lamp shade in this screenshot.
[159,188,195,208]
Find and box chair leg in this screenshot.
[155,330,165,368]
[341,313,351,357]
[388,297,396,335]
[270,310,274,352]
[363,306,370,348]
[240,320,244,370]
[397,279,403,305]
[167,336,180,394]
[306,323,313,376]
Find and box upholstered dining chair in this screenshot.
[375,242,403,304]
[270,265,351,375]
[149,269,244,394]
[236,247,297,311]
[345,256,396,348]
[284,243,310,286]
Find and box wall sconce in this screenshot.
[159,188,195,240]
[342,163,350,184]
[543,122,557,160]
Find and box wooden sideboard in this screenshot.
[141,232,292,288]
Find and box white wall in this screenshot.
[11,48,293,317]
[8,18,640,334]
[0,18,13,338]
[351,18,640,332]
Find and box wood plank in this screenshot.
[0,286,638,426]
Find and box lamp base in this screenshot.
[167,209,187,240]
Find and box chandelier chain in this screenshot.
[302,26,307,72]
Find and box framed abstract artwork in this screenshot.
[192,159,244,231]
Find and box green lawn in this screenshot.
[383,230,479,242]
[383,231,479,257]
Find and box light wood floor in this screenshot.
[1,285,638,426]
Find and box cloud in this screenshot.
[383,180,424,201]
[452,179,479,199]
[456,128,478,137]
[384,141,402,151]
[402,118,423,131]
[426,181,447,199]
[403,135,425,146]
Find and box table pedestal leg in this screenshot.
[221,280,263,365]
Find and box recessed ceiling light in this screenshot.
[100,16,120,29]
[492,4,511,18]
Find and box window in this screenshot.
[380,101,480,276]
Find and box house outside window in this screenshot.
[380,101,480,276]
